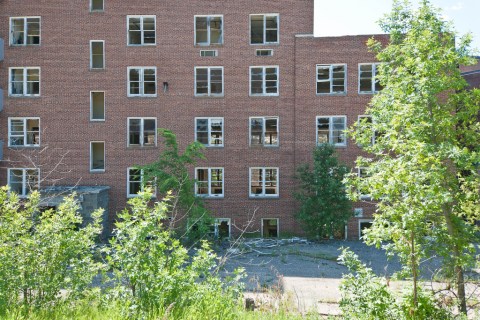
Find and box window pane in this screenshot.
[26,18,40,45]
[250,15,264,44]
[265,119,278,145]
[265,30,278,43]
[129,119,141,145]
[317,118,330,144]
[210,17,222,44]
[11,19,25,45]
[9,170,24,194]
[195,17,208,44]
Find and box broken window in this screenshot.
[128,16,156,45]
[262,218,279,238]
[9,67,40,96]
[357,115,378,146]
[195,67,223,96]
[195,16,223,45]
[128,118,156,146]
[195,168,224,197]
[316,64,346,94]
[250,167,278,197]
[359,63,382,93]
[195,117,223,147]
[250,66,278,96]
[90,141,105,172]
[250,117,278,146]
[10,17,40,45]
[90,0,104,12]
[8,117,40,147]
[90,91,105,121]
[8,168,39,197]
[250,14,278,44]
[359,220,373,240]
[316,116,346,147]
[212,218,231,239]
[90,40,105,69]
[128,67,156,96]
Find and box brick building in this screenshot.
[0,1,477,240]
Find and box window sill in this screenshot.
[204,145,224,148]
[316,92,347,96]
[249,94,279,97]
[127,145,157,148]
[127,95,158,98]
[10,44,41,47]
[358,91,375,95]
[90,169,105,173]
[250,144,279,148]
[194,94,224,98]
[8,145,40,149]
[127,44,157,47]
[249,195,279,199]
[250,43,280,46]
[90,119,106,122]
[197,195,224,199]
[90,68,106,71]
[195,43,224,47]
[8,95,41,98]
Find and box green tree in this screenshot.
[140,128,213,240]
[294,144,352,239]
[346,0,480,315]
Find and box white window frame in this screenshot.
[195,167,224,198]
[249,167,279,198]
[249,66,279,96]
[90,40,105,70]
[9,17,41,46]
[127,117,157,147]
[249,116,279,147]
[358,219,374,240]
[194,15,224,46]
[358,63,381,94]
[8,67,41,97]
[89,0,104,12]
[127,15,156,46]
[90,91,105,121]
[316,64,347,95]
[127,167,156,198]
[195,117,224,147]
[90,141,105,172]
[357,167,373,201]
[249,14,279,45]
[7,168,40,198]
[194,66,224,97]
[212,218,231,239]
[358,115,376,145]
[316,116,347,147]
[127,67,157,97]
[261,218,279,238]
[8,117,40,147]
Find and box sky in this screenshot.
[314,0,480,52]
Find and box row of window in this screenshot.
[7,63,380,98]
[9,13,279,47]
[6,115,356,149]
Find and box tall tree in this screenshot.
[294,144,352,239]
[346,0,480,315]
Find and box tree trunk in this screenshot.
[411,231,418,313]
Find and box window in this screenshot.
[10,17,40,45]
[212,218,230,239]
[195,168,224,197]
[200,50,218,57]
[256,49,273,56]
[195,117,223,147]
[195,67,223,96]
[262,218,279,238]
[127,67,156,97]
[90,141,105,172]
[250,117,278,146]
[316,116,346,147]
[128,118,156,146]
[127,16,156,45]
[249,167,278,197]
[195,15,223,46]
[250,14,278,44]
[90,0,104,12]
[8,118,40,147]
[359,219,373,240]
[359,63,382,93]
[9,67,40,96]
[127,168,143,197]
[250,66,278,96]
[358,167,372,201]
[90,40,105,69]
[90,91,105,121]
[358,115,377,145]
[354,208,364,217]
[316,64,346,94]
[7,168,39,197]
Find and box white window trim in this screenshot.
[127,167,156,198]
[89,0,104,12]
[127,67,157,97]
[8,117,40,147]
[194,15,224,46]
[357,167,373,201]
[90,141,105,173]
[249,65,279,96]
[127,117,157,147]
[194,117,224,147]
[249,116,279,147]
[358,63,381,94]
[127,15,156,46]
[249,167,279,198]
[90,40,105,70]
[249,13,279,45]
[358,115,376,145]
[213,218,231,239]
[316,115,347,147]
[90,91,105,121]
[358,219,374,240]
[194,66,224,97]
[8,67,41,97]
[7,168,40,198]
[316,64,347,95]
[261,218,279,238]
[195,167,224,198]
[9,16,41,46]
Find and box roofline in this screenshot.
[461,69,480,76]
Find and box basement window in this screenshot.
[90,40,105,69]
[90,0,104,12]
[262,218,279,238]
[90,141,105,172]
[90,91,105,121]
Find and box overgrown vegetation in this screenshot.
[294,144,352,239]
